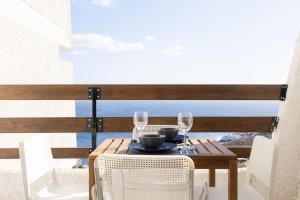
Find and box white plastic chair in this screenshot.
[200,136,278,200]
[19,135,88,200]
[93,154,195,200]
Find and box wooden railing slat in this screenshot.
[0,84,282,100]
[0,147,90,159]
[0,117,88,133]
[104,116,274,132]
[0,116,274,133]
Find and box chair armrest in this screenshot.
[52,168,88,185]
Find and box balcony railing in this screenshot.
[0,84,286,159]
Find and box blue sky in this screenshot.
[65,0,300,84]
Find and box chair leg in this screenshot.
[89,158,95,200]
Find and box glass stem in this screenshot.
[140,128,142,137]
[183,130,187,148]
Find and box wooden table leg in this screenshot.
[228,159,238,200]
[89,157,95,200]
[209,168,216,187]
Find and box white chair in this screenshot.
[93,154,195,200]
[19,135,88,200]
[200,136,278,200]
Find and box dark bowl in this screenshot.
[139,134,165,149]
[158,128,178,140]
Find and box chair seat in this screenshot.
[194,186,264,200]
[32,183,88,200]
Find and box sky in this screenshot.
[64,0,300,84]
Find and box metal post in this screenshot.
[88,88,101,151]
[270,116,279,132]
[91,89,97,150]
[280,84,288,101]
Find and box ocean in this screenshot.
[76,100,279,147]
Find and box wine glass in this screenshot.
[133,111,148,141]
[178,112,193,150]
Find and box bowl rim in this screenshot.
[139,134,165,139]
[158,128,178,131]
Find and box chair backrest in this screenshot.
[94,154,195,200]
[19,135,53,199]
[245,136,278,199]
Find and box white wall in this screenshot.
[0,0,76,169]
[272,33,300,200]
[22,0,72,33]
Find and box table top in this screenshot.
[89,138,236,160]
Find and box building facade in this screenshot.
[0,0,76,168]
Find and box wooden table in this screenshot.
[89,138,237,200]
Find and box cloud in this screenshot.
[90,0,115,7]
[163,45,187,56]
[73,33,146,52]
[145,35,156,41]
[71,50,88,56]
[73,0,116,7]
